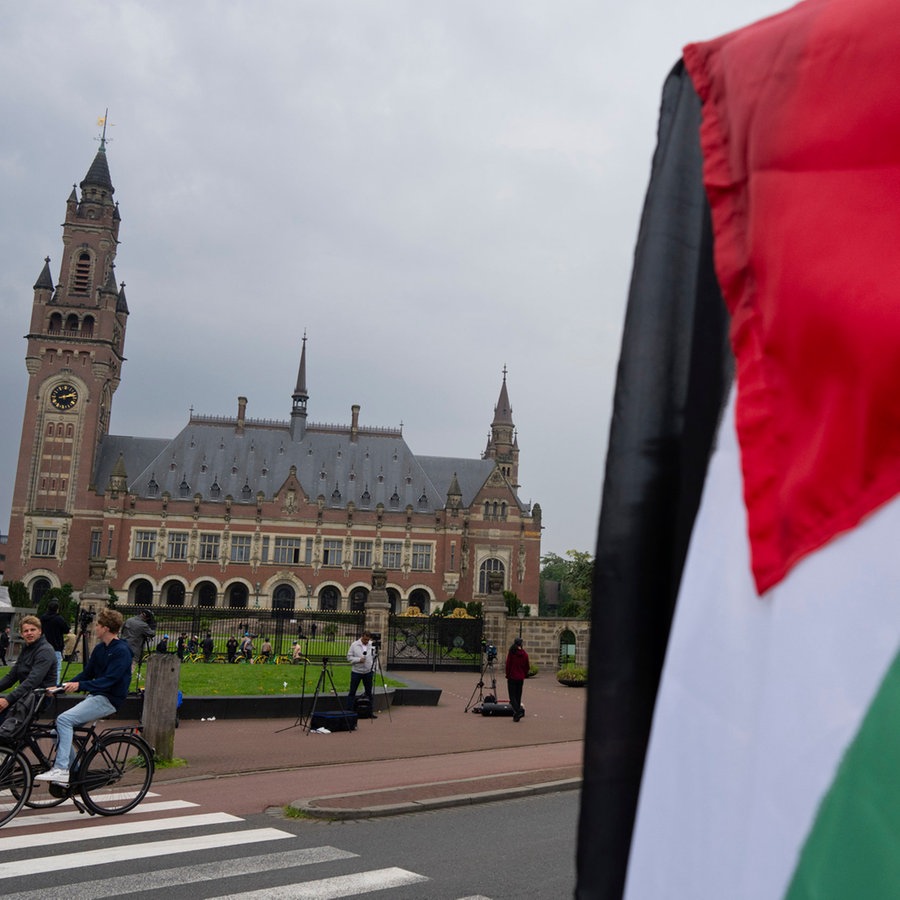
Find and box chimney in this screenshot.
[236,396,247,434]
[350,404,360,443]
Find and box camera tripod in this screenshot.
[353,641,392,724]
[60,607,96,683]
[465,653,500,712]
[277,657,357,735]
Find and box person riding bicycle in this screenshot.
[0,616,56,721]
[35,608,132,785]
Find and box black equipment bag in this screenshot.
[480,702,519,717]
[311,710,358,732]
[0,691,43,745]
[353,696,374,719]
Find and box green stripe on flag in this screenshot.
[786,647,900,899]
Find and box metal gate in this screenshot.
[386,614,483,670]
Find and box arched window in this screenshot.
[130,579,154,605]
[72,251,92,294]
[163,580,185,607]
[319,585,340,611]
[65,313,79,332]
[81,315,95,336]
[273,584,296,618]
[48,312,62,333]
[196,581,217,608]
[30,578,52,607]
[478,558,506,594]
[349,587,368,611]
[484,501,491,518]
[228,583,249,609]
[47,424,55,437]
[558,629,577,667]
[408,588,430,612]
[66,424,74,438]
[386,588,400,614]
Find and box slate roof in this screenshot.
[94,416,513,513]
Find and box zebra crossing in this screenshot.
[0,794,437,899]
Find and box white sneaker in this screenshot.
[35,767,69,784]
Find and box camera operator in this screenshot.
[121,608,156,672]
[345,631,377,716]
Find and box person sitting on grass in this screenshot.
[36,608,132,785]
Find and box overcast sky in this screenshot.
[0,0,789,561]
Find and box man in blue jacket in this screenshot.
[35,608,132,785]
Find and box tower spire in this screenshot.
[484,366,520,490]
[291,331,309,440]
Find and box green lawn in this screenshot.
[1,661,405,698]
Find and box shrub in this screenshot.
[556,666,588,687]
[527,664,539,678]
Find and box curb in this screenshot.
[289,776,582,820]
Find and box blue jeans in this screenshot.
[55,694,116,770]
[346,671,373,708]
[53,650,62,686]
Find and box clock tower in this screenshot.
[5,136,128,592]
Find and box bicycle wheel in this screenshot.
[0,747,32,827]
[22,733,67,809]
[79,734,154,815]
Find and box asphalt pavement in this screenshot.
[153,669,586,818]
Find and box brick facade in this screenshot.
[5,144,543,620]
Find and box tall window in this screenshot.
[382,541,403,569]
[230,535,252,563]
[304,537,313,565]
[478,557,506,594]
[90,529,102,560]
[133,530,157,560]
[33,528,59,557]
[198,533,220,562]
[72,251,92,293]
[411,543,432,571]
[167,531,189,560]
[274,537,302,565]
[353,540,373,568]
[261,536,270,563]
[322,539,343,566]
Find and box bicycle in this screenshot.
[0,688,155,826]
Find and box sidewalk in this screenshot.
[155,669,586,818]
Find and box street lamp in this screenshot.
[517,606,525,638]
[254,582,261,609]
[306,584,312,609]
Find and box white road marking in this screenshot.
[211,866,430,899]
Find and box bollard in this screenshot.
[143,653,180,762]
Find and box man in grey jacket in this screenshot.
[0,616,57,718]
[120,609,156,671]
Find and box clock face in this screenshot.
[50,383,79,411]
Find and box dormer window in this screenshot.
[147,476,159,497]
[178,478,190,498]
[210,480,221,499]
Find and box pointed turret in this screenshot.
[290,332,309,440]
[107,453,128,493]
[483,366,520,490]
[33,257,54,292]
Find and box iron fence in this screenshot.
[114,604,364,663]
[387,614,483,670]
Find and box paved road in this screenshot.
[0,786,577,898]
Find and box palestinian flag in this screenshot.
[577,1,900,897]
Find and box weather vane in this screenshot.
[95,109,115,149]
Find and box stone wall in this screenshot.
[501,616,590,672]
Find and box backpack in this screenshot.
[0,691,43,746]
[354,696,374,719]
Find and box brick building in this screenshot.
[5,141,543,616]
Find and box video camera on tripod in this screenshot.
[481,640,498,662]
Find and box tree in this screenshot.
[37,583,77,623]
[2,580,30,608]
[540,550,594,618]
